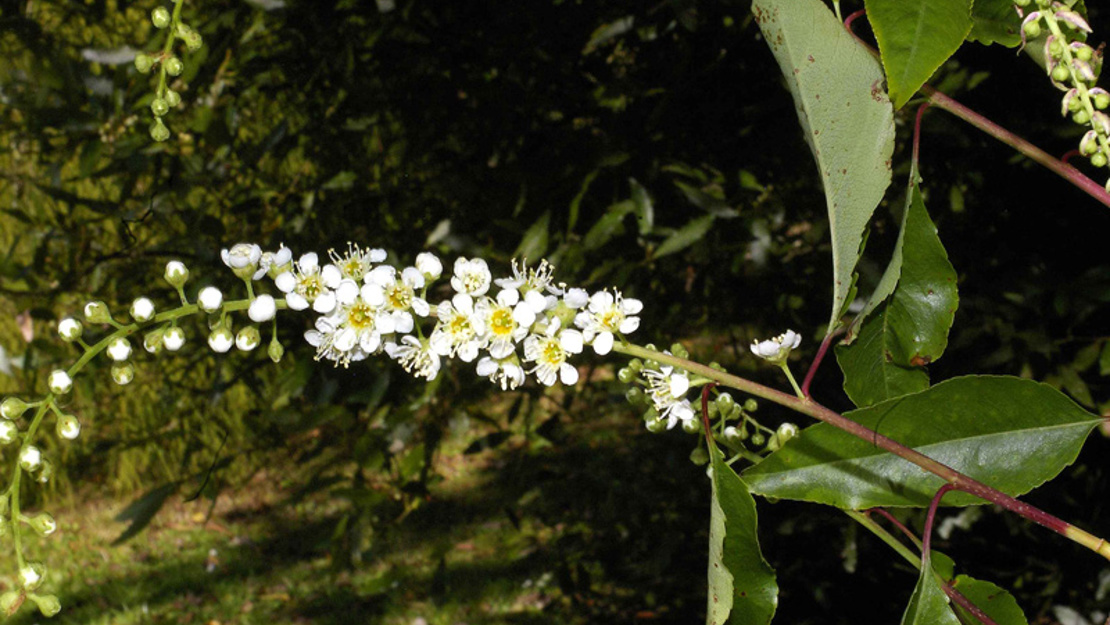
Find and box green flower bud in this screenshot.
[1051,64,1071,83]
[36,460,54,484]
[111,363,135,386]
[0,419,19,445]
[143,328,164,354]
[669,342,689,359]
[134,53,154,74]
[268,339,285,364]
[1,397,28,420]
[1092,152,1108,168]
[681,417,701,434]
[236,326,261,352]
[645,416,667,433]
[1074,110,1091,125]
[56,414,80,441]
[57,317,83,342]
[150,119,170,142]
[1014,0,1031,6]
[165,89,182,108]
[0,590,23,617]
[628,358,643,372]
[19,561,44,590]
[766,433,782,452]
[715,392,735,414]
[743,398,759,413]
[83,300,113,324]
[723,425,743,444]
[164,57,184,77]
[776,422,799,444]
[151,6,171,28]
[689,446,709,465]
[1022,21,1041,39]
[164,260,189,287]
[617,367,635,384]
[1076,45,1094,62]
[1049,40,1064,58]
[28,512,57,536]
[29,594,60,618]
[708,361,726,372]
[151,98,170,117]
[625,386,644,405]
[750,432,765,447]
[184,31,203,52]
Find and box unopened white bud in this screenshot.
[48,370,72,395]
[1,397,28,420]
[164,260,189,288]
[248,295,277,322]
[18,561,44,590]
[268,339,284,363]
[130,297,156,322]
[198,286,223,313]
[143,328,164,354]
[111,363,135,385]
[83,301,112,324]
[19,446,42,472]
[163,326,186,351]
[57,318,83,342]
[415,252,443,279]
[208,327,234,353]
[0,420,19,445]
[107,337,132,362]
[29,512,57,536]
[236,326,261,351]
[56,414,80,440]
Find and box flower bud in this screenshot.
[617,367,635,383]
[165,89,182,108]
[1091,152,1107,168]
[1071,42,1094,62]
[645,416,667,433]
[56,414,80,441]
[163,326,186,351]
[1,397,28,420]
[248,295,277,323]
[743,398,759,412]
[84,301,113,324]
[236,326,261,352]
[1091,88,1110,110]
[208,327,234,353]
[221,243,262,280]
[268,339,284,364]
[723,425,743,444]
[681,416,701,434]
[1021,18,1041,39]
[36,460,54,484]
[19,446,42,472]
[184,31,203,52]
[715,392,735,414]
[29,594,60,617]
[1092,112,1110,137]
[1074,109,1091,125]
[130,297,156,322]
[625,386,644,405]
[151,97,170,117]
[164,260,189,288]
[1051,64,1070,83]
[777,422,799,444]
[19,561,44,590]
[689,447,709,465]
[150,119,170,142]
[0,590,23,616]
[750,432,766,447]
[48,370,72,395]
[134,53,153,74]
[57,318,83,342]
[1072,59,1096,84]
[164,57,184,77]
[415,252,443,279]
[111,363,135,385]
[198,286,224,313]
[107,337,132,362]
[143,328,164,354]
[1062,88,1079,116]
[1080,130,1100,155]
[151,6,171,28]
[28,512,57,536]
[0,420,19,445]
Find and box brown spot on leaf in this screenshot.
[910,355,933,367]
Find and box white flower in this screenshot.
[48,370,73,395]
[57,317,83,342]
[385,335,442,381]
[415,252,443,279]
[275,252,341,313]
[163,327,186,351]
[330,243,386,282]
[57,414,80,440]
[642,364,695,429]
[259,245,293,278]
[367,265,429,330]
[476,356,526,390]
[563,288,589,309]
[750,329,802,364]
[450,257,492,297]
[475,290,529,359]
[131,297,156,322]
[107,337,133,361]
[198,286,224,313]
[208,327,234,353]
[522,320,583,386]
[248,294,277,322]
[305,291,395,367]
[574,290,643,355]
[221,243,265,279]
[495,258,564,296]
[429,293,486,362]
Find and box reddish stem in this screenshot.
[870,508,921,547]
[1061,148,1081,165]
[700,383,718,443]
[922,484,955,556]
[801,329,840,398]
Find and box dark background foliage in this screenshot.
[1,0,1109,622]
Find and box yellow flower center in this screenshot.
[298,275,323,301]
[540,338,565,366]
[347,301,375,330]
[386,283,413,310]
[490,308,515,336]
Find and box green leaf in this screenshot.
[968,0,1022,47]
[630,177,654,235]
[866,0,972,109]
[655,214,714,259]
[707,445,778,625]
[835,301,930,407]
[900,554,961,625]
[1100,341,1110,376]
[743,376,1101,509]
[568,170,600,233]
[112,482,179,545]
[514,210,551,261]
[751,0,895,335]
[837,182,956,406]
[582,200,635,251]
[951,575,1029,625]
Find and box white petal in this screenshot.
[619,317,640,334]
[496,289,520,307]
[313,292,337,314]
[524,290,548,313]
[274,272,296,293]
[368,265,395,287]
[335,328,357,352]
[559,363,579,386]
[412,298,430,317]
[393,312,414,334]
[376,312,396,334]
[512,303,537,327]
[458,341,479,362]
[336,280,360,305]
[305,330,323,347]
[669,373,690,397]
[622,298,643,314]
[320,264,342,287]
[361,283,386,307]
[476,357,498,377]
[560,329,584,354]
[360,332,381,353]
[299,253,319,274]
[592,332,614,355]
[489,339,514,359]
[452,293,474,315]
[564,288,589,309]
[368,248,387,262]
[287,292,309,311]
[589,291,614,311]
[402,266,425,289]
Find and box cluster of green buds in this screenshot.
[1016,0,1110,189]
[133,1,203,142]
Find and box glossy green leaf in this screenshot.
[835,301,930,407]
[968,0,1022,47]
[866,0,972,109]
[837,183,956,406]
[951,575,1029,625]
[752,0,895,335]
[743,376,1101,509]
[655,214,714,259]
[630,177,654,235]
[582,200,635,251]
[514,210,551,261]
[707,445,778,625]
[900,553,961,625]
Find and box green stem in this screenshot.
[612,341,1110,561]
[844,509,921,569]
[778,363,804,399]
